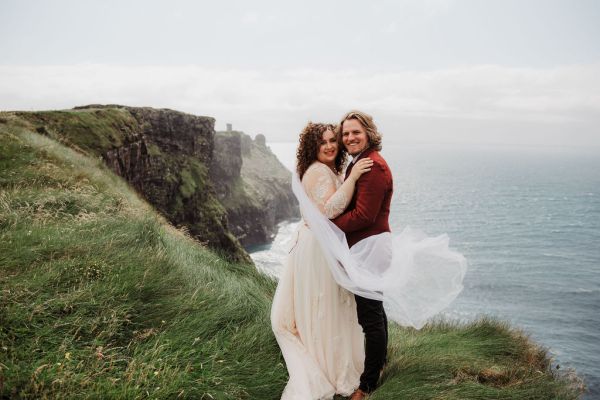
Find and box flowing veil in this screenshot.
[292,172,467,329]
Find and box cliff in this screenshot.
[211,130,298,247]
[10,105,298,262]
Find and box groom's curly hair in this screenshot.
[296,122,347,180]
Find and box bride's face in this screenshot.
[316,129,338,167]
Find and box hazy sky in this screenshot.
[1,0,599,146]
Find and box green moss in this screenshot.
[146,142,162,157]
[179,159,209,200]
[179,168,196,199]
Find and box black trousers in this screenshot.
[355,294,388,393]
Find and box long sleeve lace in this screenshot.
[302,162,356,219]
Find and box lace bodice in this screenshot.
[302,162,350,219]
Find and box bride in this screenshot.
[271,122,373,399]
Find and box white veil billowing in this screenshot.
[292,173,467,329]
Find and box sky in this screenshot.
[1,0,599,147]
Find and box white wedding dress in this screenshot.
[271,162,364,399]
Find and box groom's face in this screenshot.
[341,119,369,156]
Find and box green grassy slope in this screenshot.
[0,123,583,399]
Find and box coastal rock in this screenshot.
[211,130,299,247]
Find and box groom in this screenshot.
[333,110,393,400]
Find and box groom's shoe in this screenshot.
[350,389,367,400]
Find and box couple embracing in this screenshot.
[271,110,467,399]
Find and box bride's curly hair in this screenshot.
[296,122,347,179]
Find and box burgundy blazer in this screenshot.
[333,147,393,248]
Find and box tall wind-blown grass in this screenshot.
[0,120,584,399]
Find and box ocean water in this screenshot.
[251,142,600,398]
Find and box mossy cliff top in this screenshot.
[0,114,584,398]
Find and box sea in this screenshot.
[250,142,600,399]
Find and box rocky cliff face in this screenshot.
[15,105,298,262]
[211,131,299,247]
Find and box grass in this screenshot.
[372,319,584,399]
[0,123,584,399]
